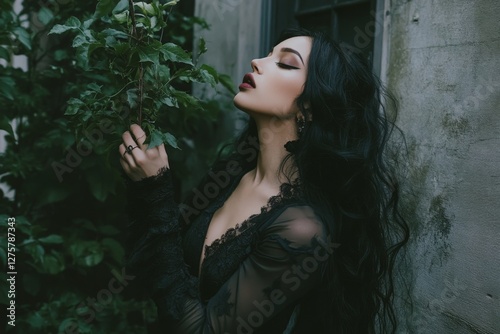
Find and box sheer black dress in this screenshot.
[125,163,334,333]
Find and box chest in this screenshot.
[181,173,302,301]
[202,187,270,259]
[182,206,269,301]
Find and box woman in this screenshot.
[119,28,409,333]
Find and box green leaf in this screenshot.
[198,64,218,87]
[163,132,180,149]
[94,0,118,18]
[113,10,129,23]
[148,129,180,149]
[113,0,129,13]
[49,16,81,34]
[70,241,104,267]
[102,28,129,40]
[72,34,87,48]
[88,82,102,92]
[160,43,193,65]
[101,237,125,263]
[59,318,79,333]
[134,2,156,15]
[38,234,64,244]
[0,46,10,61]
[83,18,95,29]
[25,243,45,264]
[218,73,236,94]
[38,7,54,25]
[160,96,177,107]
[13,27,31,50]
[197,37,207,57]
[53,49,69,61]
[65,98,84,115]
[163,0,179,7]
[0,76,14,101]
[41,251,65,274]
[148,128,164,148]
[126,88,138,108]
[26,311,46,329]
[138,46,160,66]
[171,90,200,109]
[0,113,15,137]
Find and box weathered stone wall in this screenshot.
[386,0,500,333]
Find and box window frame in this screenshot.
[261,0,385,76]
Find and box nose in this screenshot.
[251,58,262,73]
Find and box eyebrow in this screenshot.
[280,47,304,65]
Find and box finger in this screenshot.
[130,124,147,150]
[119,154,132,175]
[122,131,145,161]
[119,142,137,168]
[157,143,170,168]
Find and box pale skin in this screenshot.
[119,36,312,276]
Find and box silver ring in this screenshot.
[125,145,138,154]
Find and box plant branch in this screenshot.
[128,0,144,125]
[138,64,144,124]
[128,0,137,37]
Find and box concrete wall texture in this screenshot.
[387,0,500,333]
[195,0,500,332]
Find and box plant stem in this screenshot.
[128,0,144,125]
[138,64,144,124]
[128,0,137,37]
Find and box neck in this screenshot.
[249,116,298,189]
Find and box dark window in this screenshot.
[262,0,379,67]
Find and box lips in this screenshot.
[239,73,256,90]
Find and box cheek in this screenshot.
[277,77,305,105]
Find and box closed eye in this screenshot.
[275,62,299,70]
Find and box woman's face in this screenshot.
[233,36,312,119]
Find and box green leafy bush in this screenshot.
[0,0,235,332]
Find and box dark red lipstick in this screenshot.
[239,73,256,90]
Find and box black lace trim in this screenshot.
[125,165,171,187]
[203,178,302,260]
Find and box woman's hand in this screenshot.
[119,124,170,181]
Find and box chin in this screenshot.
[233,93,249,112]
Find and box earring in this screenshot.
[297,117,305,135]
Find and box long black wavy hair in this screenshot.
[190,28,409,333]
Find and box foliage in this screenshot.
[48,0,234,149]
[0,0,235,333]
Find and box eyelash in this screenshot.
[275,62,299,70]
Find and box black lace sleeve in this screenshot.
[124,168,332,333]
